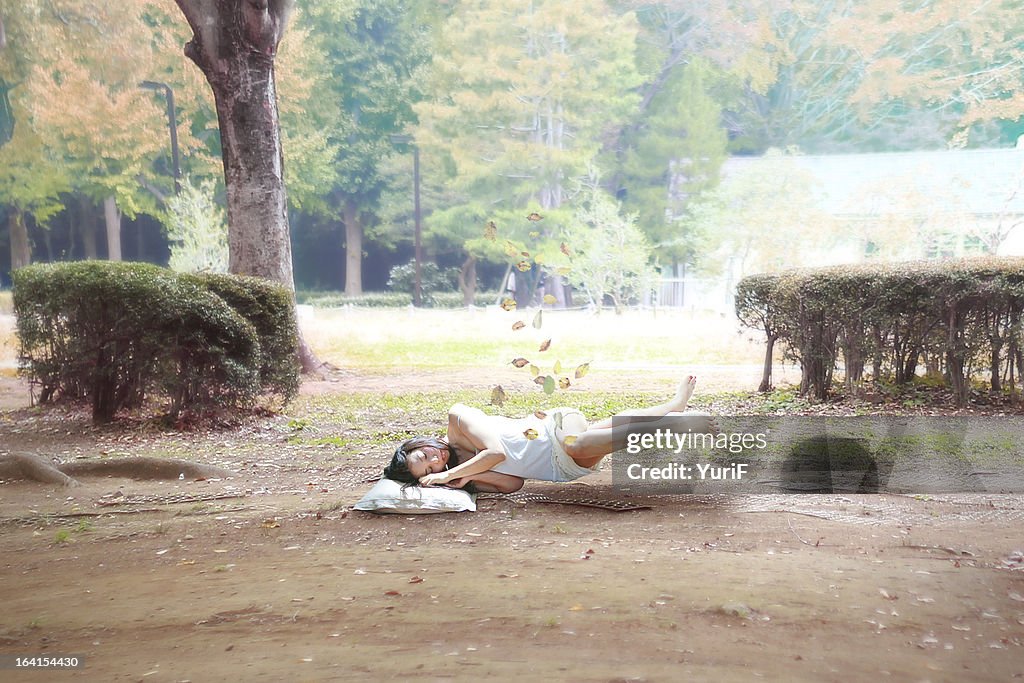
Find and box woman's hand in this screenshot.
[419,471,452,487]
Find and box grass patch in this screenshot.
[301,308,764,371]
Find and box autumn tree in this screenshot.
[415,0,642,304]
[724,0,1024,152]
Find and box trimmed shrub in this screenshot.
[184,272,300,401]
[735,257,1024,405]
[13,261,297,423]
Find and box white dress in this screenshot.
[490,409,599,482]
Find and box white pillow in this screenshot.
[353,478,476,514]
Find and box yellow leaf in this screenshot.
[542,294,557,305]
[529,231,540,239]
[574,362,590,379]
[504,241,518,256]
[563,435,578,446]
[529,364,540,377]
[569,603,584,611]
[490,385,507,406]
[557,266,572,276]
[553,360,562,375]
[516,260,532,272]
[523,428,539,440]
[559,377,571,390]
[501,298,517,311]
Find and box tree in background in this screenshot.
[685,149,836,278]
[617,59,727,269]
[297,0,436,297]
[415,0,642,305]
[723,0,1024,153]
[564,183,656,313]
[161,176,228,273]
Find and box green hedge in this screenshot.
[13,261,299,423]
[297,290,501,309]
[735,257,1024,405]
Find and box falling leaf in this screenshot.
[560,242,572,257]
[556,266,571,276]
[523,428,539,440]
[533,376,546,386]
[569,604,585,611]
[529,364,541,378]
[559,377,571,390]
[532,310,543,329]
[261,518,280,529]
[553,412,563,430]
[534,410,548,419]
[574,362,590,379]
[515,260,532,272]
[409,576,424,584]
[527,212,543,221]
[501,298,517,311]
[490,385,507,407]
[384,590,402,597]
[520,251,531,258]
[539,339,551,352]
[563,435,578,446]
[511,358,530,368]
[542,294,557,305]
[543,376,556,395]
[484,220,497,241]
[504,241,518,256]
[553,360,562,375]
[512,321,526,331]
[529,231,540,239]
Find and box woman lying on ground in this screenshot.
[383,376,716,493]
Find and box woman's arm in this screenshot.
[449,470,524,493]
[420,447,505,486]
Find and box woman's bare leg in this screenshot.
[560,376,715,468]
[589,375,697,430]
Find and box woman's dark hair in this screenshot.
[384,436,475,492]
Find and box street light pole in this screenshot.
[390,134,422,306]
[412,143,422,308]
[139,80,182,195]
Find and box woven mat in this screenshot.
[478,491,653,512]
[95,492,248,507]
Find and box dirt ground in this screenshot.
[1,373,1023,682]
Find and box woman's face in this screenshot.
[405,445,449,479]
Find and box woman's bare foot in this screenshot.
[671,375,697,412]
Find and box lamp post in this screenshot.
[139,80,182,195]
[390,134,422,306]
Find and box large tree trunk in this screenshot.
[458,254,477,306]
[175,0,321,373]
[103,196,122,262]
[78,196,98,259]
[343,198,362,296]
[9,207,30,271]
